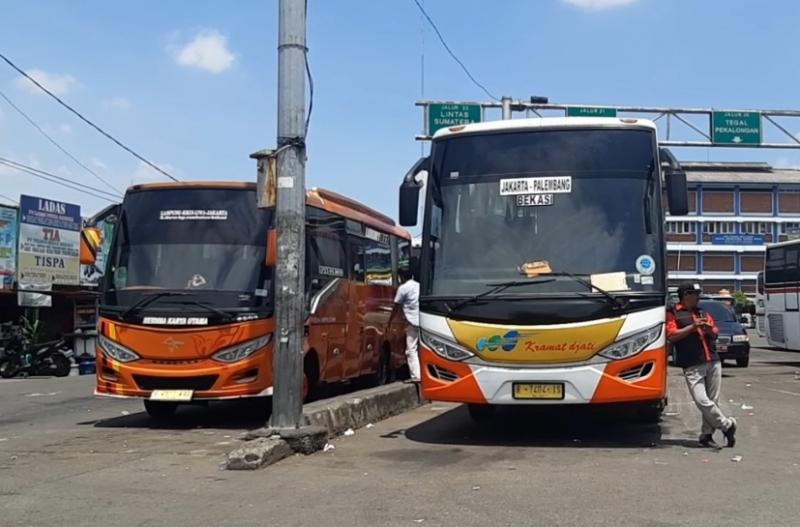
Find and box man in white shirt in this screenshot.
[390,268,420,382]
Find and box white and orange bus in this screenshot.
[87,182,411,418]
[764,240,800,350]
[399,117,688,421]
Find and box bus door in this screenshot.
[785,246,799,312]
[345,232,368,379]
[306,208,348,383]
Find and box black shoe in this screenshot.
[699,434,720,449]
[724,419,737,448]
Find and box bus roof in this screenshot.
[432,116,658,140]
[766,238,800,249]
[126,181,411,240]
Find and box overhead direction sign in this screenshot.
[428,103,481,136]
[712,111,761,145]
[566,106,617,118]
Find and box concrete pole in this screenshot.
[270,0,307,430]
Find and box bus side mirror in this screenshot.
[665,169,689,216]
[80,227,102,265]
[399,156,429,227]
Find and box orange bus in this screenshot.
[88,182,411,418]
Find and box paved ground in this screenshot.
[2,338,800,527]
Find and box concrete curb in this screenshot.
[224,382,424,470]
[304,383,423,436]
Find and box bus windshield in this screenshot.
[424,128,663,297]
[103,187,273,311]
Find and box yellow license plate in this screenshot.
[149,389,194,402]
[513,383,564,400]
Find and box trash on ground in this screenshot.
[664,411,680,416]
[683,452,689,456]
[731,455,743,463]
[745,384,752,387]
[323,443,335,453]
[121,410,130,416]
[414,520,425,524]
[740,404,754,410]
[472,486,481,491]
[365,423,375,429]
[343,428,355,436]
[654,460,668,465]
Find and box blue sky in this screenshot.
[2,0,800,220]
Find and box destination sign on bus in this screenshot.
[516,194,554,207]
[500,176,572,196]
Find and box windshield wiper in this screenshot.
[120,291,194,319]
[449,278,555,311]
[542,272,628,310]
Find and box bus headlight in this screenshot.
[421,330,474,361]
[99,335,140,363]
[597,324,662,361]
[211,334,272,363]
[732,335,749,343]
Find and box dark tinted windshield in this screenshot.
[423,128,663,297]
[104,187,273,309]
[699,301,736,323]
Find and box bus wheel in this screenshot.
[736,355,750,368]
[303,352,320,403]
[144,400,178,420]
[371,349,390,387]
[467,404,496,422]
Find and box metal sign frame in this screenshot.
[415,98,800,149]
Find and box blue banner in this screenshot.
[20,195,81,232]
[711,234,764,246]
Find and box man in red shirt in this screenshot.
[666,283,737,448]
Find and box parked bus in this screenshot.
[399,117,688,421]
[755,270,766,337]
[764,240,800,350]
[88,182,411,417]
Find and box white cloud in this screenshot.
[172,30,236,74]
[15,69,77,96]
[562,0,638,10]
[102,96,132,111]
[91,157,108,170]
[131,161,182,185]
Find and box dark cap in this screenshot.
[677,282,702,299]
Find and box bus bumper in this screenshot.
[420,346,667,405]
[94,350,274,401]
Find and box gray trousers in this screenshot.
[683,360,733,436]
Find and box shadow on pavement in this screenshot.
[79,398,272,431]
[757,360,800,369]
[402,404,672,449]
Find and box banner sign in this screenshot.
[18,195,81,286]
[0,205,18,289]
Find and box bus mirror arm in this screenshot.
[660,147,689,216]
[399,156,429,227]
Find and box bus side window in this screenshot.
[306,206,347,297]
[349,238,366,283]
[365,238,391,285]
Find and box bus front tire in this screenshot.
[467,404,496,422]
[144,400,178,419]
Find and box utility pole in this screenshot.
[268,0,307,430]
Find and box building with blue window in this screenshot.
[665,162,800,295]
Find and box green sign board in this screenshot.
[566,106,617,118]
[712,111,761,145]
[428,104,481,136]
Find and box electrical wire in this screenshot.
[0,157,121,203]
[0,192,18,205]
[0,88,121,194]
[304,0,313,140]
[0,51,178,182]
[411,0,499,101]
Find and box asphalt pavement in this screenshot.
[2,338,799,527]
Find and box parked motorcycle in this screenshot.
[0,325,73,379]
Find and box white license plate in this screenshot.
[149,389,194,402]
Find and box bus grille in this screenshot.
[768,314,785,343]
[134,374,218,391]
[427,364,459,382]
